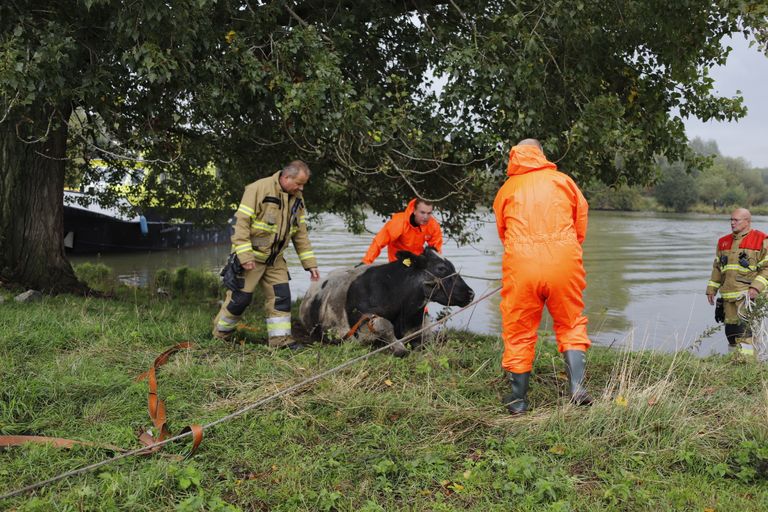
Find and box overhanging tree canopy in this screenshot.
[1,0,766,292]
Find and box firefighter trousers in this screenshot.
[723,298,752,346]
[213,255,293,347]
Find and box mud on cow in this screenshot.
[299,247,475,356]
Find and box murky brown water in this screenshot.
[70,210,749,356]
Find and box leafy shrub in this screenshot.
[153,268,173,291]
[584,181,645,211]
[653,162,699,212]
[728,440,768,482]
[153,266,219,298]
[73,262,115,292]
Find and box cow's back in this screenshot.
[299,266,365,340]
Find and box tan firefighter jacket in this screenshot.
[706,229,768,301]
[231,171,317,270]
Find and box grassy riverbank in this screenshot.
[2,286,768,511]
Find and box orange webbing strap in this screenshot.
[135,342,203,458]
[343,313,378,340]
[235,322,261,334]
[0,435,124,452]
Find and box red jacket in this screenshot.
[362,198,443,264]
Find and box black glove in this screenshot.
[220,253,245,291]
[714,297,725,323]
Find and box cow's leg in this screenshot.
[408,308,433,351]
[368,316,408,357]
[390,340,408,357]
[389,316,413,357]
[398,309,430,351]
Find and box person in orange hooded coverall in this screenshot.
[493,139,593,414]
[361,198,443,264]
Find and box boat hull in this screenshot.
[63,206,230,253]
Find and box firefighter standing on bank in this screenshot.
[212,160,320,349]
[706,208,768,347]
[493,138,593,414]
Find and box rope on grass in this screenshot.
[0,285,502,501]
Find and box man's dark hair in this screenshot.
[414,198,433,208]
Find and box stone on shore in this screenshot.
[15,290,43,303]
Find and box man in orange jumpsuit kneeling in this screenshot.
[361,198,443,264]
[493,138,593,414]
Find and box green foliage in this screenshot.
[175,493,240,512]
[688,139,768,209]
[729,440,768,482]
[172,465,203,491]
[584,181,646,211]
[653,161,699,212]
[153,268,173,291]
[2,1,767,251]
[722,184,749,207]
[585,137,768,213]
[151,266,219,298]
[73,262,115,292]
[698,167,729,208]
[689,137,722,158]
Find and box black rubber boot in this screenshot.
[725,323,749,346]
[502,372,530,414]
[563,350,593,406]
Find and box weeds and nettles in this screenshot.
[2,267,768,510]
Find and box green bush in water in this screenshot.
[73,262,115,292]
[154,266,219,298]
[153,268,173,291]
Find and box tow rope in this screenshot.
[0,436,124,453]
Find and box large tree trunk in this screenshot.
[0,104,85,294]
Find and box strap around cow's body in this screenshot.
[343,313,378,340]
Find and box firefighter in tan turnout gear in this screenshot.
[706,208,768,347]
[213,160,320,349]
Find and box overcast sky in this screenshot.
[684,34,768,168]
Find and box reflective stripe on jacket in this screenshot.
[362,198,443,264]
[706,229,768,301]
[231,171,317,269]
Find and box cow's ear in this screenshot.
[395,250,416,262]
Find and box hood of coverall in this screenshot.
[506,145,558,177]
[404,198,417,216]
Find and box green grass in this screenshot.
[1,286,768,511]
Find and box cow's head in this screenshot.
[396,248,475,307]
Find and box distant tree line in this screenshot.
[585,138,768,213]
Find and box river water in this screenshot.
[70,210,748,356]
